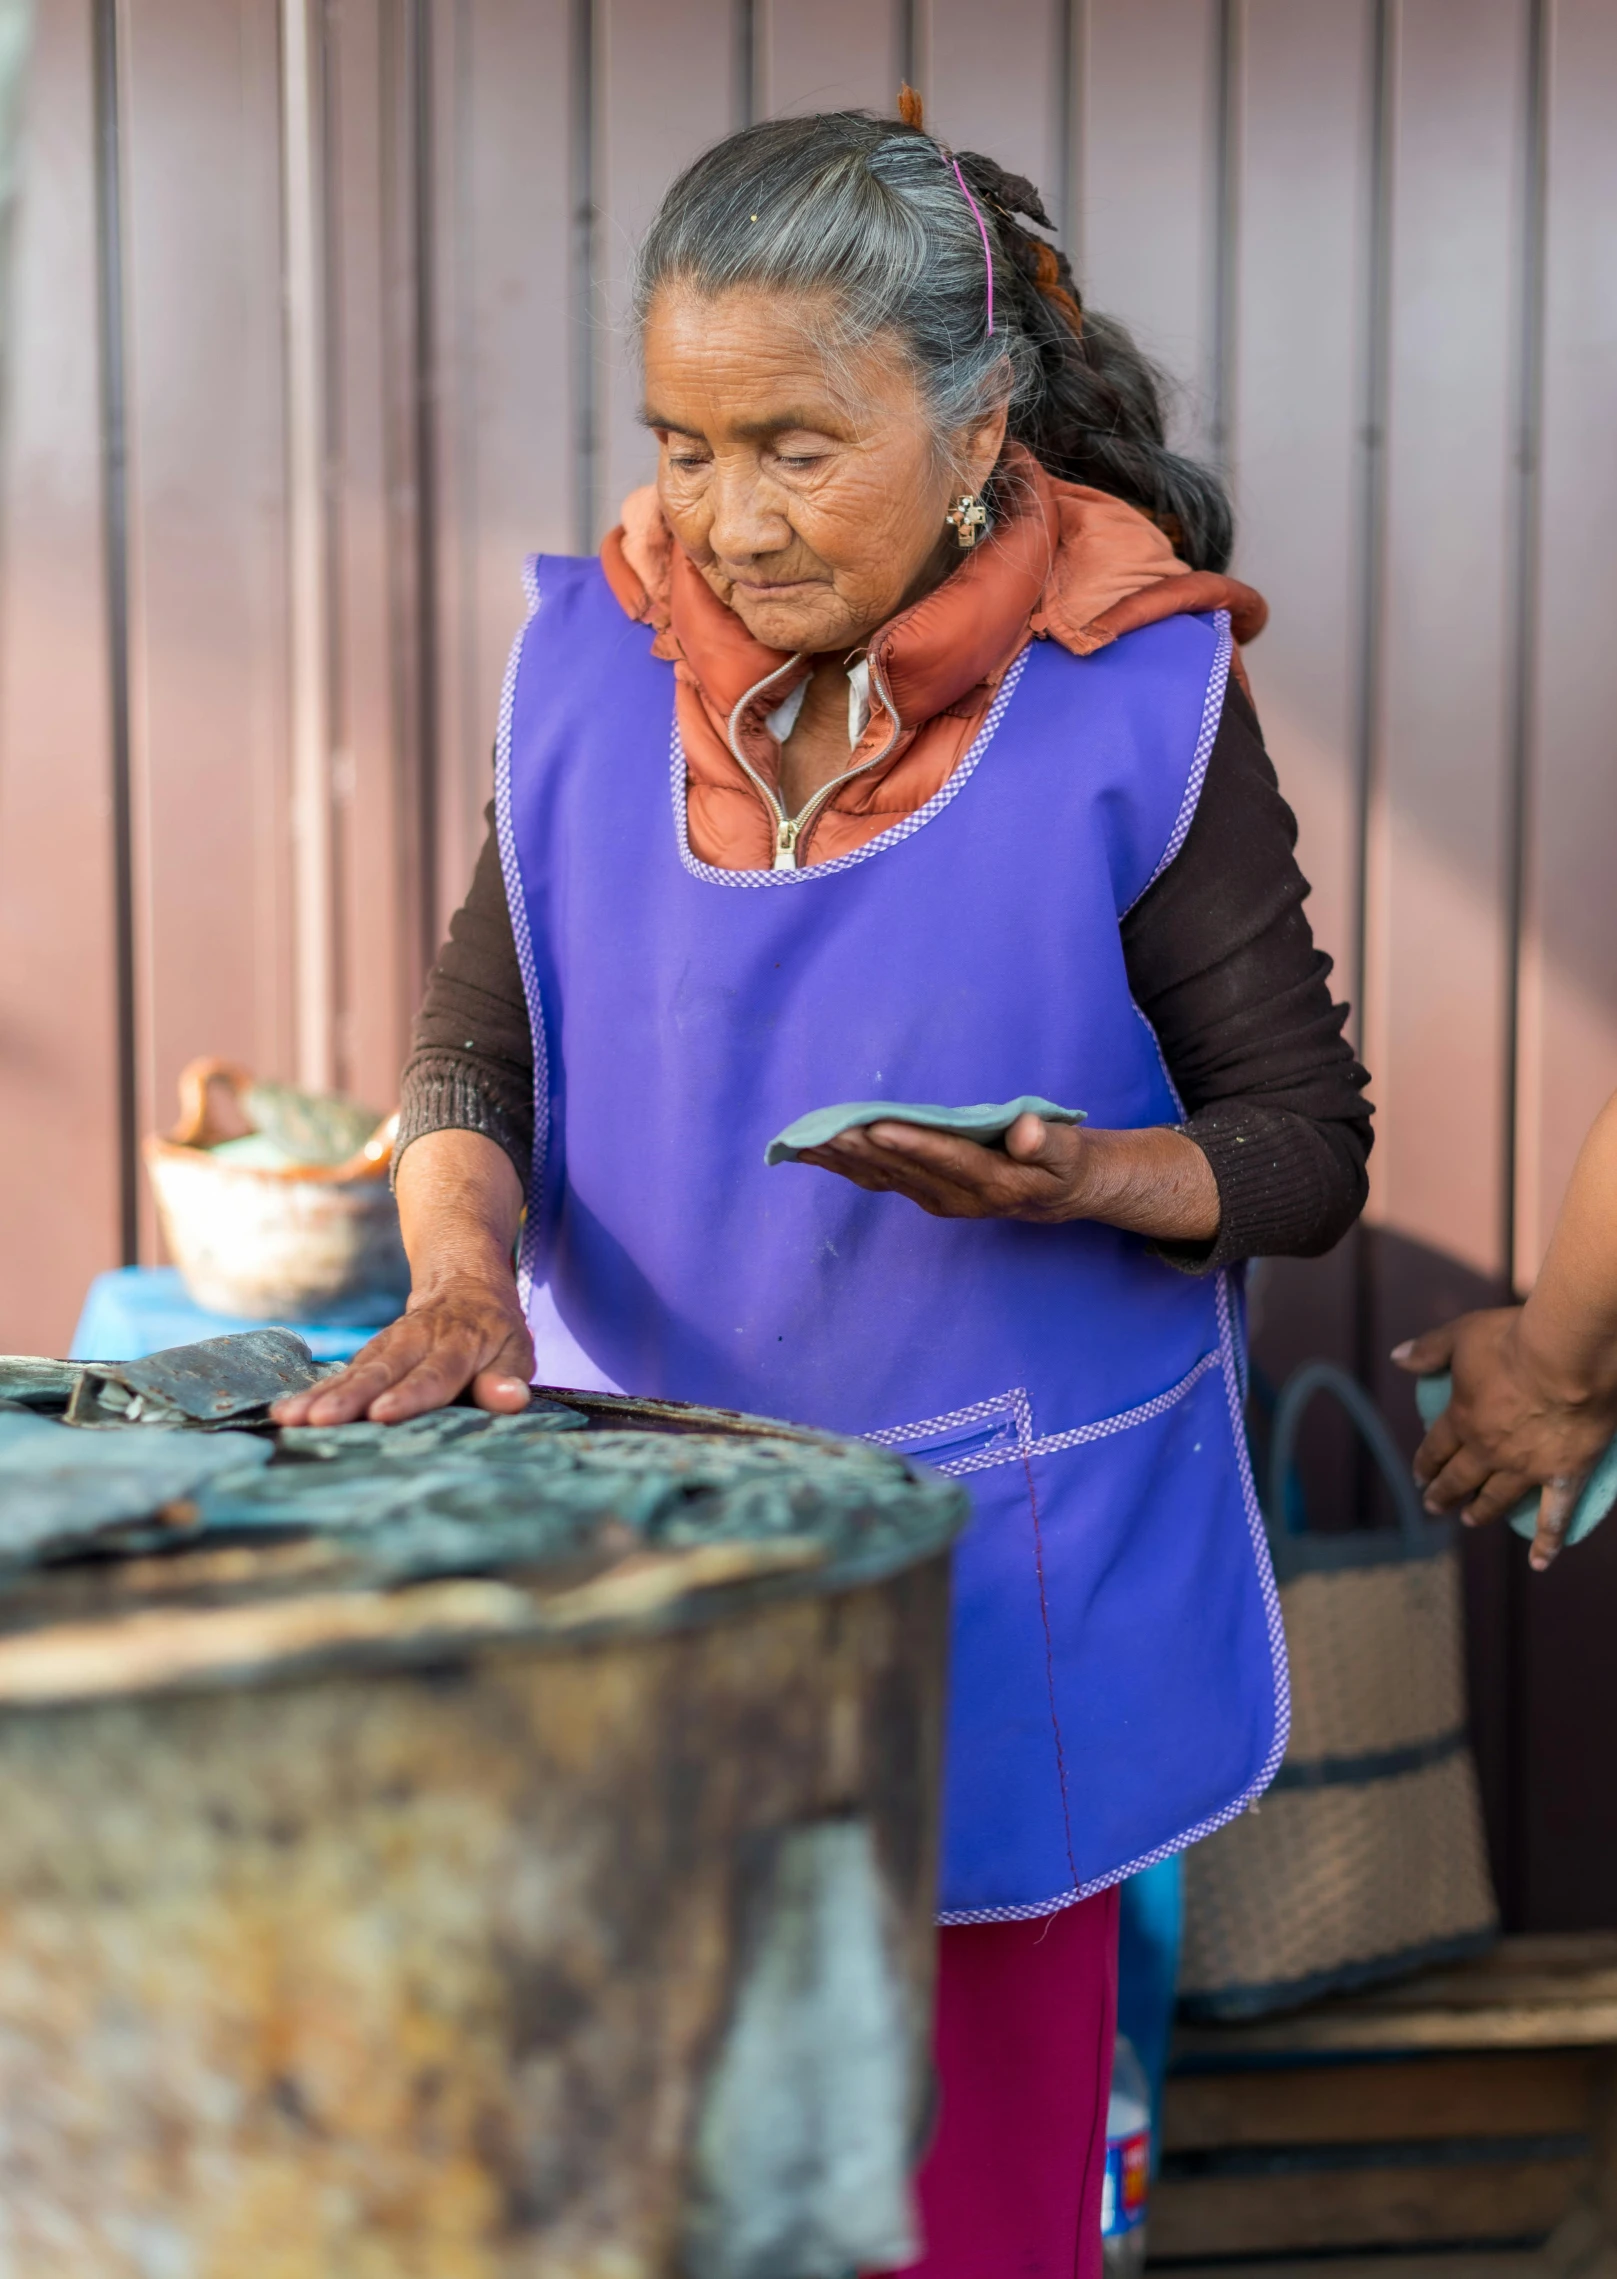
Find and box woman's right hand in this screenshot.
[271,1126,534,1427]
[271,1271,535,1427]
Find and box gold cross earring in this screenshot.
[945,493,988,549]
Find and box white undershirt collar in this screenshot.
[764,657,872,750]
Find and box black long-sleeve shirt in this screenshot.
[395,678,1373,1271]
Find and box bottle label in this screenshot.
[1101,2130,1150,2236]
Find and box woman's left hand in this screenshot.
[798,1112,1221,1244]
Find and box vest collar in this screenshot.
[598,441,1268,868]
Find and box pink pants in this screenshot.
[880,1887,1120,2279]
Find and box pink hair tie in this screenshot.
[947,154,995,338]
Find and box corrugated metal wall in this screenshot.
[2,0,1615,1917]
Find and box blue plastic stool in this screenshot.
[70,1266,389,1365]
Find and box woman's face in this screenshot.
[642,283,1007,656]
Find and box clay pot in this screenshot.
[143,1057,410,1324]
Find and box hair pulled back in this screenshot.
[633,108,1233,574]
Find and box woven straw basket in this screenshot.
[1179,1362,1498,2020]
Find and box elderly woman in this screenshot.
[277,104,1371,2278]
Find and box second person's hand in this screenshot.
[1393,1307,1617,1571]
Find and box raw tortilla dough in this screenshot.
[765,1096,1084,1168]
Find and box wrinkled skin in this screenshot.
[273,1130,533,1429]
[648,283,993,654]
[1390,1089,1617,1572]
[799,1114,1219,1236]
[644,281,1008,813]
[275,289,1219,1427]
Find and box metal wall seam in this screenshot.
[1346,0,1394,1458]
[281,0,337,1095]
[91,0,137,1265]
[1501,0,1551,1939]
[733,0,755,128]
[1059,0,1084,263]
[570,0,596,554]
[409,0,441,981]
[1348,0,1394,1073]
[1500,0,1551,1295]
[1208,0,1240,474]
[898,0,923,97]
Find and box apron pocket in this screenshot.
[867,1389,1028,1476]
[876,1355,1283,1919]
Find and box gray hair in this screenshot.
[632,111,1234,574]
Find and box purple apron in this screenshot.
[497,555,1288,1921]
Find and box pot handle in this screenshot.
[168,1057,256,1148]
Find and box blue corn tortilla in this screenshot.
[0,1410,273,1563]
[0,1332,967,1595]
[766,1096,1085,1167]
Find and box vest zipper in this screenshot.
[725,649,903,873]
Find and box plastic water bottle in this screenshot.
[1101,2034,1152,2278]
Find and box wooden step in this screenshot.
[1150,2146,1588,2260]
[1174,1935,1617,2060]
[1155,2257,1545,2279]
[1153,1946,1617,2265]
[1164,2051,1601,2152]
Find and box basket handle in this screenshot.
[1267,1359,1427,1546]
